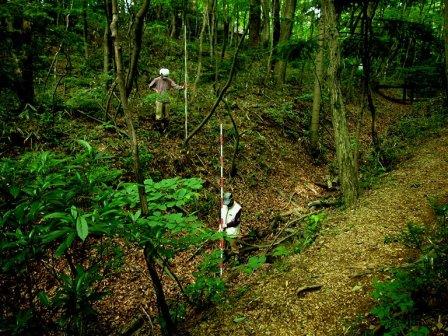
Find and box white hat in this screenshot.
[160,68,169,77]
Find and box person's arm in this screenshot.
[149,77,159,92]
[168,78,184,90]
[220,205,229,230]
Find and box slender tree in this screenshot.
[444,0,448,103]
[125,0,150,97]
[361,0,380,152]
[322,0,358,206]
[110,2,176,334]
[273,0,297,84]
[310,12,325,152]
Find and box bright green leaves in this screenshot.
[238,255,266,274]
[76,215,89,241]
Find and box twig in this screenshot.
[266,212,319,252]
[154,257,195,306]
[183,25,248,148]
[297,284,323,297]
[223,98,240,177]
[140,305,155,335]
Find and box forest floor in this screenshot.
[83,86,448,335]
[188,124,448,335]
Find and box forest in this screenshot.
[1,0,448,335]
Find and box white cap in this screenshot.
[160,68,169,77]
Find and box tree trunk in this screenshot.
[310,15,325,152]
[444,0,448,104]
[260,0,270,46]
[103,0,112,75]
[110,0,148,214]
[110,2,176,335]
[144,247,177,336]
[221,0,230,59]
[361,0,379,152]
[82,0,89,59]
[273,0,297,84]
[322,0,358,206]
[272,0,280,46]
[15,20,34,106]
[249,0,261,47]
[170,12,177,38]
[195,4,208,86]
[125,0,150,97]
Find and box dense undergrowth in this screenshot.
[0,144,220,335]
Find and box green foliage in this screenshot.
[368,198,448,335]
[65,86,106,113]
[294,212,325,253]
[263,101,305,138]
[385,222,425,249]
[237,254,267,275]
[50,266,105,334]
[185,249,226,307]
[0,143,212,332]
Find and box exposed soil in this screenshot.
[189,127,448,335]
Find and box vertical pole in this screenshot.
[184,18,189,141]
[219,123,224,276]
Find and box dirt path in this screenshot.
[191,128,448,336]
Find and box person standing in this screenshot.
[148,68,184,123]
[221,192,242,257]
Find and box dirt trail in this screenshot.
[192,128,448,336]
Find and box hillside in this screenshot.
[189,127,448,335]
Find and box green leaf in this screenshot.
[71,206,78,219]
[43,212,70,221]
[37,291,50,307]
[55,232,76,257]
[9,186,20,198]
[76,216,89,241]
[233,316,246,323]
[41,228,71,244]
[77,140,92,153]
[272,245,289,257]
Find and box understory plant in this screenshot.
[0,142,215,335]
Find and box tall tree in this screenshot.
[110,1,176,334]
[260,0,270,45]
[82,0,89,58]
[310,12,325,152]
[361,0,380,152]
[273,0,297,84]
[322,0,358,206]
[125,0,150,97]
[249,0,262,46]
[195,0,209,85]
[103,0,113,75]
[444,0,448,103]
[272,0,281,46]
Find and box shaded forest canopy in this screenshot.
[1,0,448,335]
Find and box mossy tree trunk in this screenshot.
[444,0,448,104]
[273,0,297,84]
[249,0,261,46]
[322,0,358,206]
[310,15,325,152]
